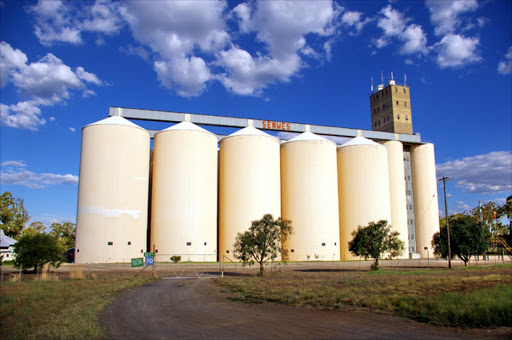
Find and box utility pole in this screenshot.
[440,177,452,269]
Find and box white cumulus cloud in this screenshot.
[119,0,229,97]
[0,161,79,188]
[435,34,480,68]
[426,0,479,36]
[219,0,342,95]
[375,5,428,56]
[436,151,512,194]
[426,0,481,69]
[497,46,512,75]
[28,0,122,46]
[0,41,104,130]
[341,10,371,35]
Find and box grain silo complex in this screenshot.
[382,140,409,259]
[411,143,440,258]
[337,137,392,261]
[75,116,150,263]
[281,132,340,261]
[218,126,281,259]
[150,122,218,262]
[75,76,441,264]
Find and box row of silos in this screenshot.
[75,117,439,263]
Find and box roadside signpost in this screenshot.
[134,247,158,278]
[131,258,144,267]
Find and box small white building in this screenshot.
[0,229,17,262]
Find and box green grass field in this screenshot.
[217,264,512,328]
[0,277,155,340]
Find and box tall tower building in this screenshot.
[370,76,413,134]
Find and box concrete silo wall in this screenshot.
[218,128,281,260]
[337,137,392,261]
[382,140,409,259]
[75,117,150,263]
[281,133,340,261]
[150,123,218,262]
[411,143,440,258]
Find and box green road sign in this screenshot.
[144,252,155,257]
[131,258,144,267]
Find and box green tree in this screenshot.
[432,215,491,266]
[348,220,404,271]
[22,221,47,236]
[233,214,293,276]
[0,192,29,238]
[469,201,506,236]
[13,233,64,273]
[50,222,76,250]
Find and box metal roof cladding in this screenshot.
[339,136,384,148]
[161,121,215,135]
[85,116,144,129]
[284,131,334,144]
[227,126,277,139]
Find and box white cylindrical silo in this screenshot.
[150,122,218,262]
[218,127,281,260]
[337,137,392,261]
[411,143,440,258]
[75,116,150,263]
[382,140,409,259]
[281,132,340,261]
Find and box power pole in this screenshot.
[440,176,452,269]
[479,201,483,222]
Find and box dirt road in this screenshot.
[101,278,510,339]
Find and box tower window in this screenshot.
[127,241,131,245]
[186,242,191,246]
[374,122,377,127]
[291,249,295,252]
[387,116,390,122]
[382,104,385,110]
[204,242,207,246]
[373,109,376,114]
[396,101,399,105]
[395,87,398,92]
[108,242,113,246]
[377,107,379,112]
[403,89,406,93]
[378,120,381,126]
[404,101,407,107]
[397,114,400,119]
[406,116,409,120]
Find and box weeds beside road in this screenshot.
[0,277,155,340]
[218,264,512,328]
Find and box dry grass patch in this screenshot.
[217,264,512,327]
[0,277,156,340]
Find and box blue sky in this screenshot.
[0,0,511,227]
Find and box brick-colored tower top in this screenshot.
[370,82,413,134]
